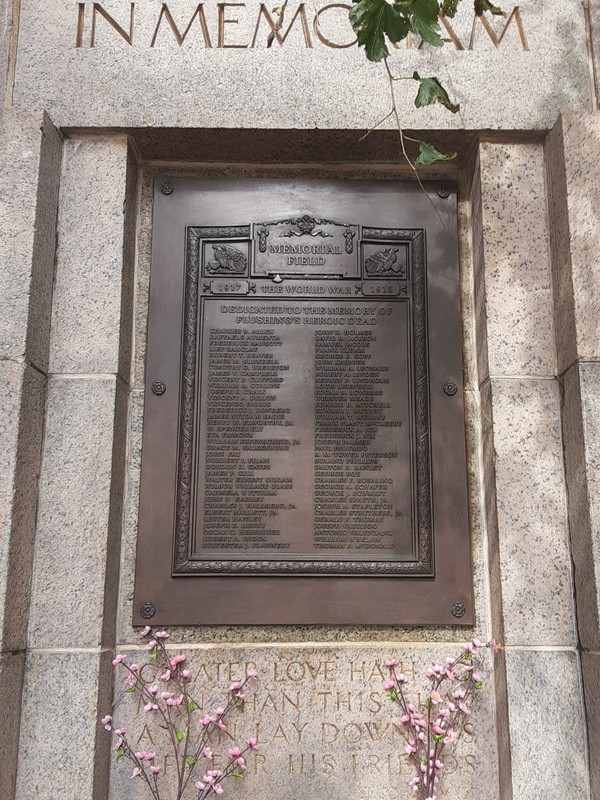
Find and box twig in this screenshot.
[383,58,446,228]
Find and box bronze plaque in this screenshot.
[134,179,473,625]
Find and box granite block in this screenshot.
[16,649,113,800]
[582,652,600,799]
[132,171,153,390]
[561,364,600,651]
[28,376,123,649]
[469,154,490,389]
[11,1,591,131]
[0,651,25,800]
[0,109,62,370]
[491,378,575,646]
[558,113,600,363]
[546,117,578,375]
[505,649,588,799]
[0,360,46,652]
[479,143,555,377]
[109,643,499,800]
[48,136,132,376]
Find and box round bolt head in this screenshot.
[443,381,458,396]
[450,602,466,618]
[160,182,175,195]
[152,380,167,396]
[140,602,156,619]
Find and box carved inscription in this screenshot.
[76,3,529,51]
[115,650,482,800]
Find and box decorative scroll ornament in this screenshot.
[344,230,356,253]
[279,215,334,238]
[365,247,403,276]
[206,244,247,274]
[258,228,269,252]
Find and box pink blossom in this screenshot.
[160,670,171,681]
[246,667,258,679]
[123,675,134,689]
[236,692,246,701]
[384,680,396,690]
[203,747,213,760]
[246,737,259,750]
[489,638,501,654]
[385,659,399,667]
[405,742,417,755]
[444,729,457,744]
[396,673,408,684]
[201,716,213,727]
[130,768,141,779]
[147,640,157,650]
[160,692,173,700]
[144,702,158,712]
[430,690,443,704]
[459,701,471,715]
[195,782,206,791]
[141,626,152,636]
[166,694,184,707]
[217,721,227,731]
[101,715,112,730]
[170,654,186,669]
[155,631,170,639]
[228,747,242,759]
[229,681,242,691]
[130,664,139,672]
[181,669,191,679]
[112,654,126,665]
[148,685,158,695]
[115,727,127,735]
[150,766,161,775]
[472,672,482,683]
[214,785,224,795]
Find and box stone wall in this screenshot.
[2,1,600,798]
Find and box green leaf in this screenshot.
[233,770,245,780]
[186,756,197,767]
[415,141,458,165]
[349,0,409,62]
[125,686,136,694]
[475,681,483,690]
[149,648,157,661]
[474,0,504,15]
[410,0,443,46]
[188,699,198,712]
[176,730,186,743]
[441,0,460,17]
[116,747,125,762]
[413,72,460,113]
[432,733,444,743]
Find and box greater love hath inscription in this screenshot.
[113,648,484,800]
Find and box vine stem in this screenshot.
[383,58,446,229]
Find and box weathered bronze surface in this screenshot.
[134,178,473,625]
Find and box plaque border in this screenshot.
[133,177,473,626]
[172,225,432,576]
